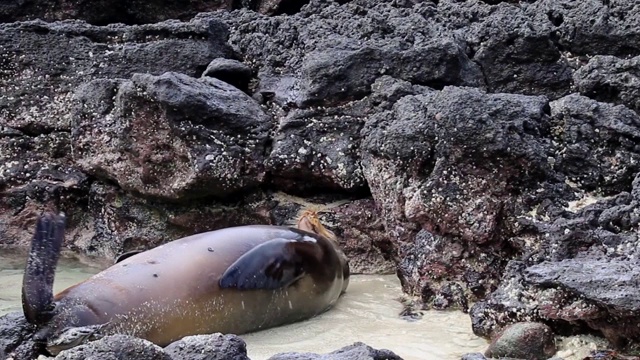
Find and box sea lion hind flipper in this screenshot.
[219,238,317,290]
[22,212,66,325]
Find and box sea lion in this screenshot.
[21,211,350,355]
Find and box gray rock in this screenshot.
[361,86,553,303]
[0,312,36,360]
[202,58,253,92]
[0,18,230,132]
[524,0,640,57]
[266,104,367,193]
[471,254,640,348]
[0,0,233,25]
[0,16,232,247]
[71,72,272,201]
[328,198,396,274]
[549,94,640,194]
[216,2,484,108]
[267,342,403,360]
[54,334,171,360]
[485,322,556,360]
[466,3,573,98]
[164,333,249,360]
[574,55,640,114]
[523,256,640,347]
[2,0,640,352]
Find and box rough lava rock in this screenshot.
[71,72,272,201]
[548,94,640,195]
[2,0,640,354]
[0,15,232,247]
[0,312,36,360]
[0,0,306,25]
[361,85,555,306]
[164,333,250,360]
[213,1,484,108]
[574,55,640,114]
[267,342,404,360]
[202,58,254,92]
[464,2,573,98]
[524,0,640,57]
[0,18,231,132]
[0,310,402,360]
[524,259,640,348]
[54,335,171,360]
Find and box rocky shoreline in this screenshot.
[2,0,640,359]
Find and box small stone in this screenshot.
[164,333,249,360]
[485,322,556,360]
[267,342,403,360]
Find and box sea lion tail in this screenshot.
[22,212,66,325]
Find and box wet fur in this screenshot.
[22,213,65,325]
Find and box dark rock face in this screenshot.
[484,322,556,360]
[0,16,231,246]
[2,0,640,354]
[216,2,484,109]
[0,1,234,25]
[0,0,307,25]
[0,19,230,131]
[267,342,403,360]
[164,333,250,360]
[574,55,640,114]
[54,335,171,360]
[524,259,640,348]
[361,85,555,305]
[0,312,36,360]
[525,0,640,57]
[549,94,640,196]
[202,58,254,92]
[71,72,272,201]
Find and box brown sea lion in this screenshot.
[21,211,350,355]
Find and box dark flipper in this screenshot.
[219,237,323,290]
[114,249,144,264]
[22,213,66,325]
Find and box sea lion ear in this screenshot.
[219,237,319,290]
[22,212,66,325]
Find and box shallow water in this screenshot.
[0,247,489,359]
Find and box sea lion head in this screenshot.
[295,209,338,243]
[294,209,350,293]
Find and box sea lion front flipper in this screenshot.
[22,212,66,325]
[218,237,321,290]
[114,249,144,264]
